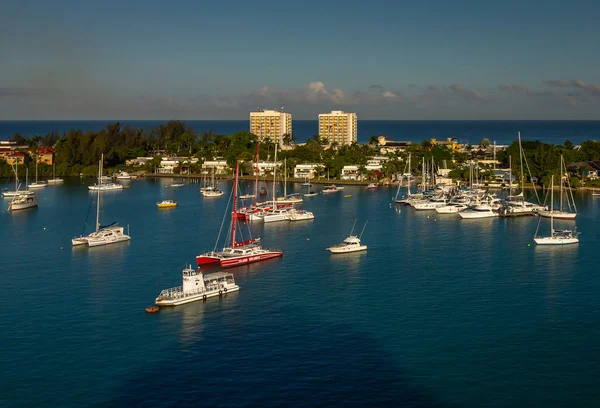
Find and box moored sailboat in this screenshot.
[534,176,579,245]
[196,162,283,268]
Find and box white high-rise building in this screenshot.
[249,109,292,144]
[318,110,357,145]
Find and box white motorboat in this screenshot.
[276,193,303,204]
[459,205,498,219]
[436,203,468,214]
[322,184,340,194]
[365,183,378,190]
[155,268,239,306]
[8,192,38,211]
[287,208,314,221]
[73,154,131,247]
[412,197,448,210]
[534,176,579,245]
[171,180,184,187]
[115,171,131,179]
[304,191,318,197]
[327,220,367,254]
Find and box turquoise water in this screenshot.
[1,179,600,407]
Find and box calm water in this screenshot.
[1,120,600,145]
[1,179,600,407]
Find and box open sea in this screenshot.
[1,120,600,145]
[1,177,600,407]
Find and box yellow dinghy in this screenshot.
[157,200,177,209]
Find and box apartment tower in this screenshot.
[249,108,292,144]
[318,110,357,145]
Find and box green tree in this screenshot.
[480,138,491,149]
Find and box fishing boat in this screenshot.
[155,267,239,306]
[47,160,63,185]
[327,220,368,254]
[534,176,580,245]
[72,155,131,247]
[196,162,283,268]
[157,200,177,208]
[538,156,577,220]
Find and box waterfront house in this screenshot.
[293,163,323,179]
[341,165,362,181]
[2,151,27,166]
[36,147,54,165]
[253,160,282,176]
[159,157,199,174]
[202,159,229,175]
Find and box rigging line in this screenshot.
[82,194,94,236]
[213,186,234,252]
[350,218,357,236]
[563,156,577,213]
[521,150,541,204]
[359,221,368,239]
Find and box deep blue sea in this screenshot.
[1,120,600,145]
[1,178,600,407]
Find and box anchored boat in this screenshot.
[155,267,239,306]
[327,220,368,254]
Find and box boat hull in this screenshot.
[220,251,282,268]
[459,211,498,219]
[155,285,240,306]
[328,245,367,254]
[87,236,131,247]
[538,210,577,220]
[195,254,222,266]
[534,237,579,245]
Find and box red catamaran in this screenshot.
[196,161,283,268]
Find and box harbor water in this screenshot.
[1,178,600,407]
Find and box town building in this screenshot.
[249,108,292,145]
[318,110,357,145]
[293,163,323,179]
[2,151,26,166]
[373,136,411,154]
[36,147,54,165]
[202,159,229,175]
[341,165,361,181]
[253,160,282,176]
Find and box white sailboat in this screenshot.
[72,154,131,247]
[202,167,224,197]
[28,158,47,189]
[276,158,303,204]
[47,159,63,185]
[263,145,291,223]
[534,176,579,245]
[8,167,38,211]
[538,156,577,220]
[2,158,34,198]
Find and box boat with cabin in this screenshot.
[155,267,239,306]
[157,200,177,208]
[327,220,368,254]
[286,208,314,221]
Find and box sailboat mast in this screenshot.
[272,144,278,208]
[96,155,102,232]
[559,156,563,212]
[550,175,554,233]
[283,158,287,197]
[407,154,411,196]
[232,162,239,249]
[518,132,525,199]
[35,156,38,183]
[422,157,425,192]
[254,143,260,206]
[509,155,512,196]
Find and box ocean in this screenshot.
[1,178,600,407]
[1,120,600,145]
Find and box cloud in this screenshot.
[368,84,385,90]
[544,79,600,94]
[382,91,398,99]
[448,83,488,100]
[498,84,536,95]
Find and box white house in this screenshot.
[365,156,388,172]
[202,159,229,175]
[158,157,199,174]
[341,165,361,180]
[253,160,282,176]
[294,163,323,179]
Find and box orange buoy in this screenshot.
[145,306,160,313]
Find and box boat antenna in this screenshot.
[359,221,368,239]
[350,218,357,236]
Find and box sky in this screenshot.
[1,0,599,120]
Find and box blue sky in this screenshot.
[1,0,599,119]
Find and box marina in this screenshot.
[2,171,600,407]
